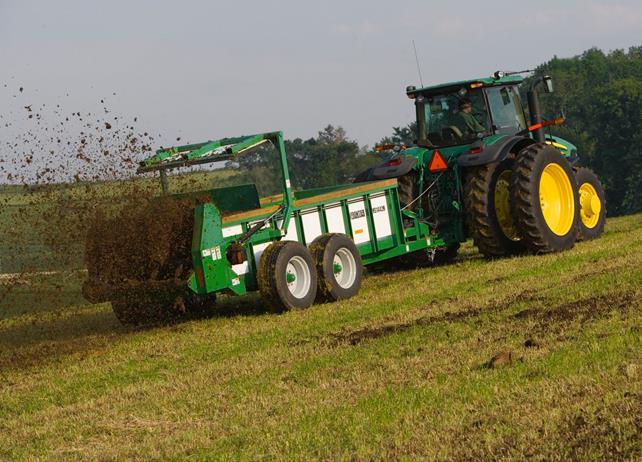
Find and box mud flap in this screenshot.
[189,203,247,296]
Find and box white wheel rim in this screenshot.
[285,256,311,299]
[333,247,357,289]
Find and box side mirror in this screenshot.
[543,75,554,93]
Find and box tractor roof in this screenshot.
[406,74,524,96]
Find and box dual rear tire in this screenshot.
[466,143,605,256]
[465,157,525,257]
[257,234,362,312]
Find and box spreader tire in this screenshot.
[310,234,362,302]
[510,144,579,253]
[575,167,606,241]
[464,157,524,258]
[257,241,317,312]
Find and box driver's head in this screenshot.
[459,99,472,113]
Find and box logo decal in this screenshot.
[350,209,365,219]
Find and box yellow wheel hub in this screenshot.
[579,182,601,229]
[538,163,575,236]
[494,169,520,241]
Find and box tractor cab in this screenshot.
[407,74,529,149]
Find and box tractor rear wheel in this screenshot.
[510,144,579,253]
[310,233,362,302]
[465,157,524,258]
[257,241,318,312]
[575,167,606,240]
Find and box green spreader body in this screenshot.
[138,132,457,299]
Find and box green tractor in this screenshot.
[357,71,606,260]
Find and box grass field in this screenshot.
[0,214,641,461]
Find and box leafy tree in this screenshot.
[536,46,642,215]
[287,125,378,190]
[232,125,379,196]
[377,122,417,147]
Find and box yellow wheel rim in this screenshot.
[579,182,601,229]
[494,169,520,241]
[538,163,575,236]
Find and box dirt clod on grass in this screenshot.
[485,350,521,368]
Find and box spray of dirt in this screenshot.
[0,85,205,320]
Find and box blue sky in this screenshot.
[1,0,641,181]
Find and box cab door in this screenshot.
[485,85,528,136]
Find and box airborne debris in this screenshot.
[0,90,180,312]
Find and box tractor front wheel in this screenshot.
[510,144,579,253]
[575,167,606,240]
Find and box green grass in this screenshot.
[0,214,641,461]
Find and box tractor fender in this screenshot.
[354,155,417,182]
[352,155,418,209]
[458,136,535,167]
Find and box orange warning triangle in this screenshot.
[428,150,448,172]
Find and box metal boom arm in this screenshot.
[137,131,295,233]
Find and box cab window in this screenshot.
[485,86,527,134]
[421,88,489,147]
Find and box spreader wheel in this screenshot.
[464,157,525,258]
[510,143,579,253]
[257,241,318,312]
[309,234,362,302]
[575,167,606,240]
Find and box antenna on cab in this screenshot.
[412,40,424,88]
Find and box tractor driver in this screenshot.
[454,98,486,136]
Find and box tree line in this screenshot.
[535,46,642,216]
